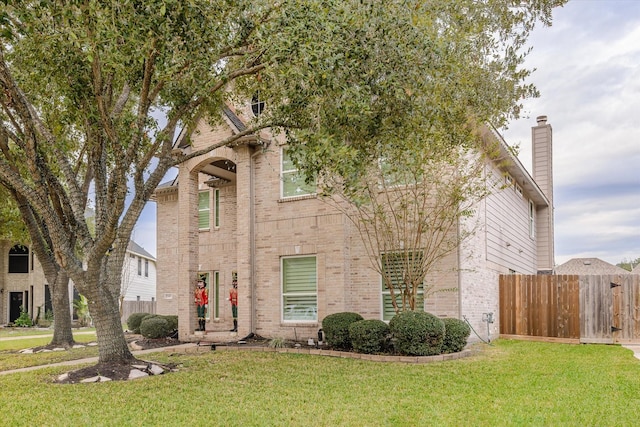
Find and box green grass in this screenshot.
[0,339,639,426]
[0,332,97,351]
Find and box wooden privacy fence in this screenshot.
[120,300,156,325]
[500,274,640,344]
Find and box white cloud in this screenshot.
[502,0,640,266]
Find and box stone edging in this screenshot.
[167,344,472,364]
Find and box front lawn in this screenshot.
[0,340,639,426]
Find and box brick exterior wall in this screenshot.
[155,114,551,342]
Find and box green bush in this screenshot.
[14,307,33,327]
[322,312,364,350]
[140,316,171,339]
[389,311,445,356]
[349,319,390,354]
[127,312,151,334]
[163,315,178,331]
[441,318,471,354]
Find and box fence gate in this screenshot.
[580,274,640,344]
[499,274,580,340]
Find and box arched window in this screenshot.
[8,245,29,273]
[251,92,265,117]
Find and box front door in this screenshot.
[9,292,23,323]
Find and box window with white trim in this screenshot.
[213,188,220,228]
[381,251,424,321]
[281,148,316,198]
[529,200,535,239]
[282,256,317,322]
[8,245,29,273]
[144,259,149,277]
[198,191,210,230]
[137,257,142,276]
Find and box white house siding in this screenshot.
[121,252,157,301]
[485,166,537,274]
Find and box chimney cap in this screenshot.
[536,115,548,125]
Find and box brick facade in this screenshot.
[155,110,554,343]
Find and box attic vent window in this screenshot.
[251,92,265,117]
[583,261,592,265]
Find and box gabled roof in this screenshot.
[488,125,549,207]
[555,258,630,275]
[127,240,155,261]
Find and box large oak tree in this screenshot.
[0,0,565,375]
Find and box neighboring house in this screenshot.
[555,258,632,275]
[0,239,155,324]
[121,240,157,302]
[154,100,555,343]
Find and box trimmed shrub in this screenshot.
[140,316,171,339]
[441,318,471,354]
[322,312,364,350]
[389,311,445,356]
[349,319,390,354]
[163,315,178,331]
[127,312,151,334]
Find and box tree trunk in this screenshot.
[87,277,135,364]
[50,271,74,347]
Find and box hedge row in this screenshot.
[321,311,470,356]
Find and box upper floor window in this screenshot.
[251,92,265,117]
[281,148,316,198]
[198,191,210,230]
[529,200,535,239]
[137,257,142,276]
[145,259,149,277]
[8,245,29,273]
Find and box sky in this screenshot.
[131,0,640,267]
[502,0,640,266]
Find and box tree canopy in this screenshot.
[0,0,566,371]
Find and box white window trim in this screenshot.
[529,200,535,239]
[280,147,316,199]
[281,255,318,323]
[198,190,211,230]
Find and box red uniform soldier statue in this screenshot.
[194,280,208,331]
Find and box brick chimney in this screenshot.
[532,115,555,273]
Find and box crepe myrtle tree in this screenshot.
[0,0,565,373]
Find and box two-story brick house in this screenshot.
[154,103,554,343]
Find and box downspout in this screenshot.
[249,147,262,333]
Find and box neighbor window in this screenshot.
[282,256,317,322]
[281,148,316,198]
[137,257,142,276]
[381,251,424,322]
[8,245,29,273]
[198,191,210,230]
[144,259,149,277]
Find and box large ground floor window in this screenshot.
[282,255,317,322]
[381,251,424,321]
